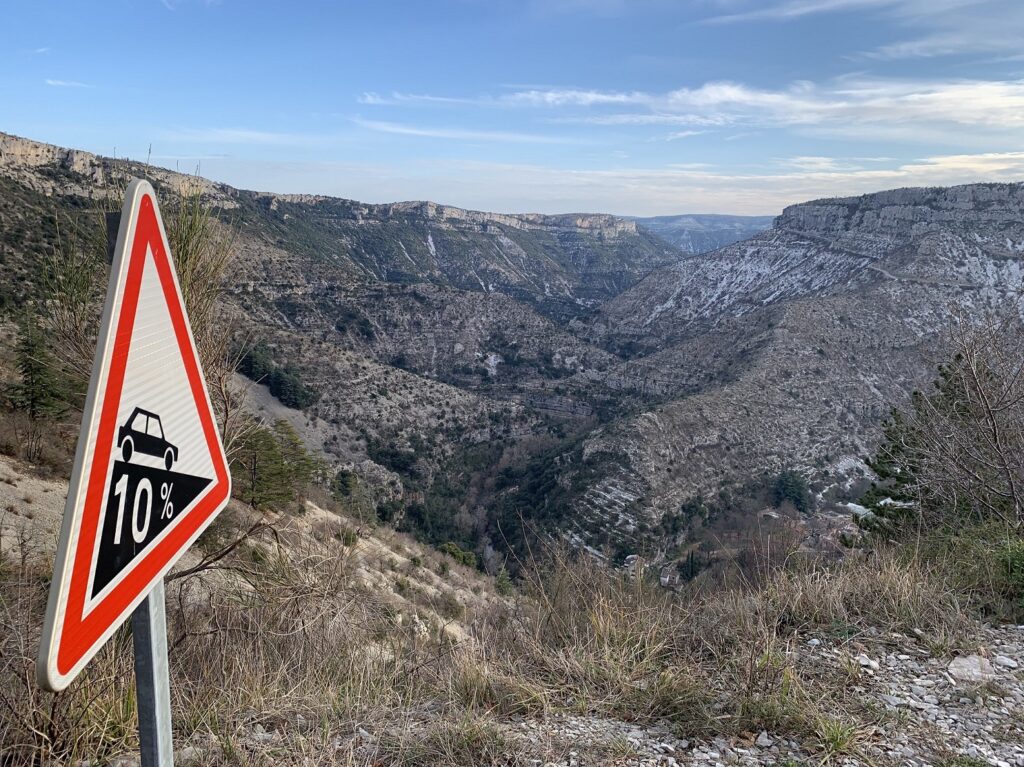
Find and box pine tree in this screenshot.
[232,419,315,510]
[772,469,811,513]
[495,565,513,596]
[9,315,66,422]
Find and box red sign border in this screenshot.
[38,181,231,690]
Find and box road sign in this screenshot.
[38,179,231,693]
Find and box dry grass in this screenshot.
[0,555,137,765]
[0,521,981,766]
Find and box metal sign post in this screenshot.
[132,580,174,766]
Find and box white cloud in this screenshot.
[158,127,323,145]
[509,77,1024,142]
[45,79,90,88]
[661,130,707,141]
[437,151,1024,215]
[553,112,730,127]
[502,89,648,107]
[352,118,569,144]
[358,92,390,105]
[358,91,477,106]
[702,0,897,24]
[781,156,847,171]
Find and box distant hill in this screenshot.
[630,213,774,253]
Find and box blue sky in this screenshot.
[3,0,1024,215]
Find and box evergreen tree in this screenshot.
[232,420,315,510]
[9,315,67,421]
[494,565,513,596]
[772,469,811,513]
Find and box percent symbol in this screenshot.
[160,482,174,519]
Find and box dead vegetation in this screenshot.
[0,510,983,766]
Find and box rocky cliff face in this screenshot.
[4,129,1023,566]
[777,183,1024,240]
[228,192,676,322]
[0,131,677,317]
[538,186,1024,553]
[0,131,676,550]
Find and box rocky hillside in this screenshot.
[5,129,1024,568]
[631,213,773,253]
[0,132,678,320]
[0,131,683,561]
[535,184,1024,554]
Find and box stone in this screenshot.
[995,655,1019,669]
[756,731,773,748]
[857,653,880,670]
[106,758,140,767]
[175,746,201,766]
[949,655,998,683]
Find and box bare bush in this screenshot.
[0,544,136,765]
[40,176,253,456]
[0,516,976,765]
[867,310,1024,531]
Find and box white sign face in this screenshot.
[38,179,231,692]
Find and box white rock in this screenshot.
[175,747,201,766]
[756,731,773,748]
[949,655,997,683]
[994,654,1019,669]
[857,653,880,670]
[106,758,140,767]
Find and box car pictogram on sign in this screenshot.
[118,407,179,470]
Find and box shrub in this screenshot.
[440,541,477,569]
[239,342,319,410]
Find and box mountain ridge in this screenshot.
[4,128,1024,567]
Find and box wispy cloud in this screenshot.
[700,0,1023,60]
[45,79,90,88]
[702,0,896,24]
[352,117,568,144]
[359,88,648,109]
[34,47,49,54]
[385,77,1024,144]
[659,130,707,141]
[434,151,1024,214]
[502,88,648,107]
[159,127,323,145]
[561,112,728,127]
[218,150,1024,217]
[358,91,477,106]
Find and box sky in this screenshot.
[2,0,1024,216]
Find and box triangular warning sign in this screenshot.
[38,180,231,692]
